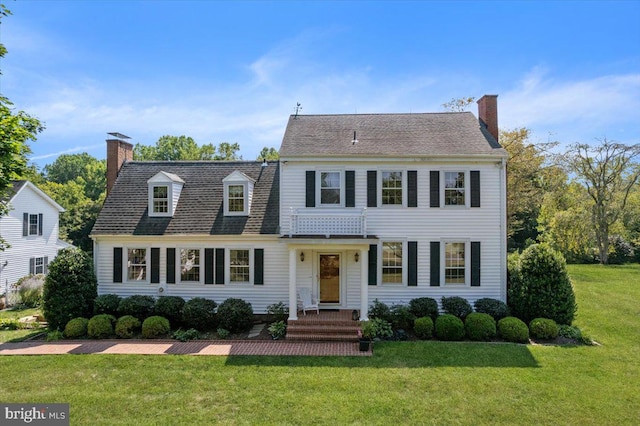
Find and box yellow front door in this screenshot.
[319,254,340,304]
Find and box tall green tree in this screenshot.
[257,147,279,160]
[43,153,106,200]
[560,139,640,264]
[133,135,241,161]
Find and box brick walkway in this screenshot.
[0,340,372,356]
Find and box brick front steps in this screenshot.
[286,310,361,342]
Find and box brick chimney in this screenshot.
[106,136,133,196]
[477,94,499,143]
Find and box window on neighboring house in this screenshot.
[382,242,403,284]
[444,172,465,206]
[29,214,39,235]
[127,249,147,281]
[228,184,245,213]
[152,186,169,214]
[320,172,341,205]
[445,242,466,284]
[30,256,47,275]
[382,171,403,205]
[180,248,200,282]
[229,249,250,283]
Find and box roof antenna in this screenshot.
[352,131,358,145]
[294,102,302,119]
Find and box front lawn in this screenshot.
[0,307,44,343]
[0,265,638,425]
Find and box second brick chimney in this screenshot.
[477,94,499,144]
[106,136,133,196]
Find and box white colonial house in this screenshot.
[0,180,71,296]
[91,95,507,321]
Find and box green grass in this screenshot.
[1,265,639,425]
[0,307,44,342]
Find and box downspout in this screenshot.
[500,157,507,302]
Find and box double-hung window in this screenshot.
[382,171,403,205]
[29,214,39,235]
[152,186,169,214]
[180,249,200,282]
[229,249,250,283]
[127,249,147,281]
[320,172,341,205]
[228,185,245,213]
[382,241,403,284]
[444,242,466,284]
[444,172,465,206]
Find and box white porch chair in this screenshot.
[297,287,319,315]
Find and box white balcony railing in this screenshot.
[289,208,367,237]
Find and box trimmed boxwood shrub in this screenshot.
[217,298,254,333]
[390,304,415,330]
[498,316,529,343]
[369,299,393,323]
[88,314,115,339]
[473,298,510,321]
[414,316,434,340]
[464,312,497,341]
[42,248,98,331]
[64,317,89,339]
[441,296,473,320]
[155,296,186,326]
[115,315,141,339]
[435,314,465,341]
[182,297,217,331]
[94,294,121,316]
[118,295,156,320]
[141,316,170,339]
[409,297,439,321]
[529,318,559,340]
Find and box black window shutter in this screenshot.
[471,170,481,208]
[254,248,264,285]
[430,171,440,208]
[166,248,176,284]
[113,247,123,283]
[345,170,355,207]
[430,242,440,286]
[408,241,418,286]
[215,248,225,284]
[367,171,377,207]
[408,170,418,208]
[151,248,160,284]
[305,171,316,207]
[44,256,48,274]
[471,242,481,286]
[23,213,28,236]
[368,244,377,285]
[204,248,214,284]
[29,258,35,275]
[38,213,43,235]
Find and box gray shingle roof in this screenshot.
[279,112,507,158]
[91,161,279,236]
[1,180,27,203]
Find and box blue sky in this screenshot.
[2,1,639,168]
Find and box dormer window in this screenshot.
[147,171,185,217]
[223,171,255,216]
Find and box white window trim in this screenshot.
[149,184,173,217]
[28,214,40,236]
[440,239,470,286]
[316,170,344,208]
[441,170,469,208]
[378,170,406,207]
[226,248,254,285]
[126,248,149,283]
[224,182,250,216]
[379,239,407,286]
[33,256,46,275]
[179,247,203,284]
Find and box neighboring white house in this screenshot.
[0,180,71,296]
[91,95,507,320]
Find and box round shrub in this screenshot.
[529,318,559,340]
[390,304,416,330]
[43,248,98,331]
[118,295,156,320]
[217,298,254,333]
[441,296,473,320]
[181,297,217,331]
[414,316,434,340]
[141,316,170,339]
[409,297,439,321]
[507,244,577,325]
[155,296,186,326]
[369,299,393,323]
[464,312,497,341]
[88,314,115,339]
[361,318,393,340]
[64,317,89,339]
[94,294,121,316]
[435,314,465,341]
[115,315,141,339]
[473,298,510,321]
[498,316,529,343]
